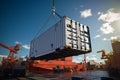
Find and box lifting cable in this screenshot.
[33,0,62,39]
[34,14,53,38]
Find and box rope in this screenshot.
[33,0,62,39]
[34,13,53,39]
[34,12,62,39]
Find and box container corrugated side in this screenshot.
[30,18,66,58]
[30,16,91,60]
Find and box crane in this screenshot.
[0,42,20,61]
[97,50,108,59]
[0,42,25,77]
[0,42,20,68]
[97,49,114,69]
[97,49,113,59]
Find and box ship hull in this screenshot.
[27,57,83,74]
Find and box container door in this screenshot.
[78,24,91,52]
[66,19,78,49]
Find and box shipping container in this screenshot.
[30,16,91,60]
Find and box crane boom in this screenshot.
[0,42,20,59]
[0,43,18,53]
[0,42,26,77]
[97,50,109,59]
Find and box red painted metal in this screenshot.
[83,54,87,71]
[0,42,21,68]
[0,43,17,53]
[27,57,84,74]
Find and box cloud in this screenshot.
[98,8,120,35]
[110,36,118,40]
[100,23,114,34]
[98,12,102,15]
[98,8,120,23]
[102,36,118,41]
[73,54,101,63]
[15,41,21,44]
[86,55,97,61]
[80,9,92,18]
[0,55,7,57]
[94,35,101,39]
[14,41,30,50]
[22,44,30,50]
[102,38,108,41]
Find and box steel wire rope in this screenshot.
[32,13,61,54]
[31,14,54,60]
[34,13,54,39]
[34,0,63,39]
[30,0,63,59]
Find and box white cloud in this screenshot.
[14,41,30,50]
[86,55,97,61]
[94,35,101,39]
[98,8,120,35]
[110,36,118,40]
[102,38,108,41]
[100,23,114,34]
[0,55,7,57]
[22,44,30,50]
[98,8,120,23]
[15,41,21,44]
[102,36,118,41]
[73,54,101,63]
[98,12,102,15]
[80,9,92,18]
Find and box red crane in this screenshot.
[0,42,25,77]
[97,49,108,59]
[0,42,20,64]
[0,42,20,59]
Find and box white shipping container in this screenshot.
[30,16,91,60]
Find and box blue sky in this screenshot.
[0,0,120,63]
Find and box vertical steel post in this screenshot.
[83,54,87,71]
